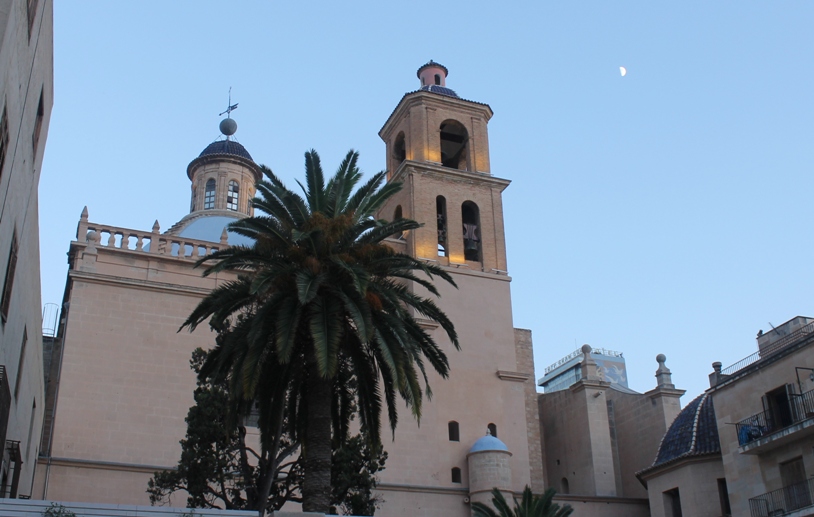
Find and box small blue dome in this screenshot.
[469,434,509,454]
[419,85,459,98]
[199,140,253,161]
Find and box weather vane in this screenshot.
[219,87,238,118]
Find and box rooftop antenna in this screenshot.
[218,87,239,140]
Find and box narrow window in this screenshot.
[190,187,196,212]
[561,477,569,495]
[204,179,216,210]
[32,89,44,155]
[421,77,425,86]
[434,74,441,85]
[0,107,8,180]
[451,467,461,483]
[26,399,35,458]
[14,328,27,399]
[227,180,239,211]
[439,120,468,170]
[448,421,459,442]
[717,478,731,516]
[462,201,481,262]
[394,206,404,239]
[436,196,447,257]
[663,488,682,517]
[487,423,497,438]
[1,232,19,322]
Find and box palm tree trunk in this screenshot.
[302,362,333,513]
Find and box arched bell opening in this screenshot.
[436,196,448,257]
[393,131,406,168]
[439,120,468,171]
[461,201,481,262]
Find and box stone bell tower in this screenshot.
[373,63,544,516]
[378,61,509,273]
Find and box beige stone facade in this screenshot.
[0,0,51,499]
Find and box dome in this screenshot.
[173,213,254,247]
[469,434,509,454]
[418,85,459,98]
[199,140,254,161]
[642,394,720,474]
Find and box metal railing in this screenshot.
[736,390,814,447]
[722,323,814,377]
[750,478,814,517]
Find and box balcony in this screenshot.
[736,390,814,453]
[750,478,814,517]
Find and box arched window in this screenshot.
[393,132,406,166]
[451,467,462,484]
[227,180,239,211]
[439,120,468,170]
[462,201,481,262]
[561,477,569,495]
[436,196,447,257]
[204,179,216,210]
[394,205,404,240]
[190,188,196,212]
[488,423,497,438]
[448,421,459,442]
[434,74,441,86]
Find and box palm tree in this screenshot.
[181,150,459,513]
[472,486,573,517]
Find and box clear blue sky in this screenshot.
[40,2,814,402]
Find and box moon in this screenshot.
[619,66,627,77]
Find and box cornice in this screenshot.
[380,91,493,140]
[390,161,510,192]
[68,269,213,297]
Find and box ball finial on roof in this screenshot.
[581,344,592,355]
[220,117,237,137]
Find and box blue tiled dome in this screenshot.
[650,394,720,469]
[469,434,509,454]
[199,140,253,161]
[419,85,459,98]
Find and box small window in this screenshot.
[394,205,402,220]
[204,179,216,210]
[0,107,8,180]
[436,196,447,257]
[561,477,569,495]
[190,188,196,212]
[717,478,731,516]
[462,201,481,262]
[227,180,239,211]
[434,74,441,86]
[663,488,682,517]
[1,232,19,322]
[15,328,27,399]
[451,467,461,484]
[487,423,497,438]
[448,421,459,442]
[33,89,44,155]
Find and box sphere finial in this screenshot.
[220,118,237,136]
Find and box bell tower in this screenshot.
[378,61,509,273]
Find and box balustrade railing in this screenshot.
[78,220,222,261]
[750,478,814,517]
[736,390,814,446]
[721,323,814,378]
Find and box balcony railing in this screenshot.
[721,323,814,377]
[736,390,814,447]
[750,478,814,517]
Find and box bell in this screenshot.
[465,239,478,251]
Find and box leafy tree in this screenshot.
[147,348,386,515]
[472,486,573,517]
[181,150,458,512]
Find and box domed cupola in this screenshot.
[185,112,262,217]
[467,429,513,508]
[416,60,459,98]
[637,393,720,480]
[166,106,263,245]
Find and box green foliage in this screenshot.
[471,486,573,517]
[181,149,458,512]
[42,503,77,517]
[148,348,386,515]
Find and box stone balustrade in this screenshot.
[76,207,224,261]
